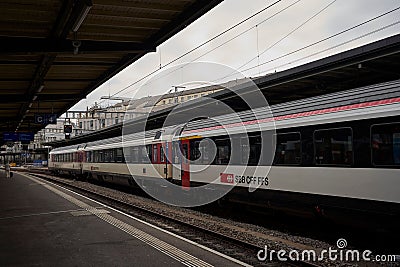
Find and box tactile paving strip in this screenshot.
[23,174,213,267]
[70,209,110,217]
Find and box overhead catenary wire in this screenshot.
[105,3,400,102]
[242,20,400,78]
[212,5,400,83]
[100,0,284,101]
[118,0,303,98]
[236,0,337,72]
[208,0,338,84]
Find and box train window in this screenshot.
[198,139,215,165]
[110,149,115,162]
[215,138,230,165]
[160,145,165,163]
[274,132,301,165]
[172,142,180,164]
[314,127,353,166]
[182,143,189,162]
[123,147,131,163]
[86,151,92,162]
[104,150,110,162]
[131,146,139,163]
[241,134,261,165]
[143,145,151,163]
[115,148,123,163]
[125,147,131,163]
[135,146,145,163]
[190,140,201,163]
[371,122,400,166]
[99,150,104,163]
[153,145,158,163]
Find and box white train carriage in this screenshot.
[49,144,84,176]
[49,79,400,221]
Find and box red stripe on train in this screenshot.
[183,97,400,134]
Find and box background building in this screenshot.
[76,84,224,133]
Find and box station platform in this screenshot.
[0,171,247,267]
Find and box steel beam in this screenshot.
[0,37,156,54]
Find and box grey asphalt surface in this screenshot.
[0,171,246,267]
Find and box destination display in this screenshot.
[2,132,34,143]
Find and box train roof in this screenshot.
[50,79,400,153]
[183,79,400,132]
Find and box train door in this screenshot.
[164,142,173,179]
[152,143,168,179]
[158,143,167,179]
[77,150,84,175]
[180,139,190,189]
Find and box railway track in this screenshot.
[24,171,322,267]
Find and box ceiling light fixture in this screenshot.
[72,0,92,32]
[37,84,44,93]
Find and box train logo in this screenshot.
[220,173,234,184]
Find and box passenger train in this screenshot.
[49,79,400,225]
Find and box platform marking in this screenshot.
[21,173,251,267]
[22,173,215,267]
[0,208,96,220]
[70,209,110,217]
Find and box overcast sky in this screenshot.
[71,0,400,111]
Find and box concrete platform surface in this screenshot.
[0,171,248,267]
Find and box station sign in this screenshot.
[34,113,57,124]
[19,132,34,143]
[3,132,18,142]
[2,132,34,144]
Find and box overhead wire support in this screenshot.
[256,24,260,75]
[236,0,337,72]
[249,20,400,76]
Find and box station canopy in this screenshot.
[0,0,223,145]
